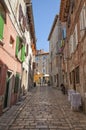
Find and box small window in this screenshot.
[54,75,56,82]
[80,3,86,31]
[68,16,71,28]
[9,36,14,47]
[26,44,29,56]
[71,0,75,14]
[43,68,45,74]
[62,27,66,39]
[69,72,72,84]
[43,56,46,60]
[65,72,67,83]
[36,63,38,67]
[75,66,80,83]
[36,69,38,72]
[36,57,39,61]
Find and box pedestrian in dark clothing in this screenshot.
[48,81,50,86]
[34,82,36,87]
[60,83,65,94]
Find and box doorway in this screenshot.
[4,71,12,108]
[57,74,59,87]
[72,70,76,90]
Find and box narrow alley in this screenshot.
[0,0,86,130]
[0,86,86,130]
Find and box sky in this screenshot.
[32,0,61,52]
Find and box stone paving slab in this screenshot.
[0,92,32,130]
[0,87,86,130]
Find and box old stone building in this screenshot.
[34,50,49,85]
[0,0,22,114]
[48,15,66,88]
[0,0,36,114]
[60,0,86,111]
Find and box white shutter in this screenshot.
[75,24,78,45]
[83,3,86,28]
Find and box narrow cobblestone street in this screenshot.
[0,86,86,130]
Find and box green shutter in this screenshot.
[21,44,25,62]
[0,15,4,40]
[16,36,20,57]
[14,73,20,93]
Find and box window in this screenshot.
[80,3,86,38]
[65,72,67,83]
[80,3,86,30]
[69,24,78,54]
[73,24,78,48]
[36,57,39,61]
[36,69,38,72]
[62,27,66,39]
[43,68,45,74]
[69,35,73,55]
[26,44,29,56]
[36,63,38,67]
[14,73,20,93]
[56,56,58,66]
[75,66,80,83]
[51,51,52,57]
[69,72,72,84]
[51,62,52,72]
[9,36,14,47]
[33,62,36,69]
[19,4,25,32]
[68,15,71,28]
[71,0,75,14]
[15,36,26,62]
[43,56,46,60]
[54,75,56,82]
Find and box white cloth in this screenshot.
[68,89,75,101]
[71,92,81,109]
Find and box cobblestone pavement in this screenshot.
[1,86,86,130]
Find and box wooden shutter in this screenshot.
[14,74,20,93]
[0,15,4,40]
[15,36,20,57]
[21,44,25,62]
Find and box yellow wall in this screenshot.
[34,73,43,84]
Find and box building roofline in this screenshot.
[48,15,58,41]
[26,2,36,49]
[36,52,49,56]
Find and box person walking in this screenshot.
[60,83,65,94]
